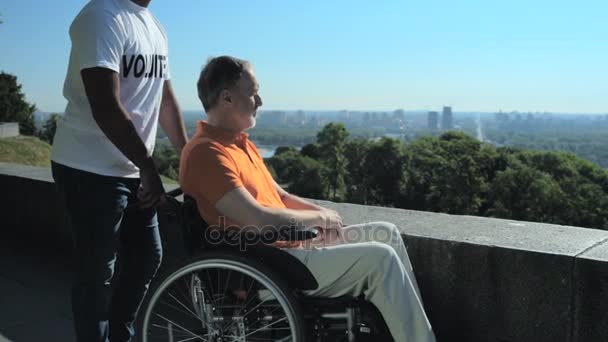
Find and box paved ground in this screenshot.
[0,236,75,342]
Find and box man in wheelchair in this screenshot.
[141,56,436,342]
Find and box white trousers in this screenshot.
[284,221,436,342]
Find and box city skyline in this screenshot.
[1,0,606,113]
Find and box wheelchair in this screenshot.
[138,188,393,342]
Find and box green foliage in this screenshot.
[486,128,608,168]
[274,146,298,156]
[286,157,326,199]
[334,127,608,229]
[344,138,372,203]
[153,140,179,181]
[38,113,61,144]
[401,132,493,215]
[317,123,349,200]
[0,72,37,135]
[487,162,564,223]
[363,137,406,206]
[300,143,321,159]
[266,149,326,199]
[487,150,608,229]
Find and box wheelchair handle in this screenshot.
[166,187,183,198]
[282,227,319,241]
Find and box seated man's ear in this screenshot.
[220,89,232,107]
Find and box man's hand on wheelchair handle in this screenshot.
[137,162,166,209]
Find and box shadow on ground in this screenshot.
[0,235,74,342]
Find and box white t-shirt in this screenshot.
[52,0,170,178]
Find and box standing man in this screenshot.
[51,0,187,341]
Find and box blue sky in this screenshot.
[1,0,606,113]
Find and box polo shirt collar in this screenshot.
[196,121,249,144]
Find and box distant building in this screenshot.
[441,106,453,130]
[495,111,509,122]
[285,110,307,126]
[393,109,405,122]
[257,110,286,127]
[526,113,534,121]
[428,111,439,130]
[338,110,351,122]
[363,112,371,122]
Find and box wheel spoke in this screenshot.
[153,313,210,341]
[227,317,288,342]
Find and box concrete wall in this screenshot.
[2,162,608,342]
[0,123,19,138]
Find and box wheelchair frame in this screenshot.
[137,189,393,342]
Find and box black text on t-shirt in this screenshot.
[122,54,167,78]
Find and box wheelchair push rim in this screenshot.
[141,256,304,342]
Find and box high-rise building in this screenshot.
[441,106,453,130]
[257,110,287,127]
[393,109,405,121]
[428,111,438,130]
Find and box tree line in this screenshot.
[265,123,608,230]
[485,128,608,169]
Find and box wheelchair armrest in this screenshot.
[207,226,319,247]
[277,227,319,241]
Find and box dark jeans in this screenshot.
[52,162,163,342]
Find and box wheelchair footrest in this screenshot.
[302,296,393,342]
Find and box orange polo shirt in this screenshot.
[179,121,286,230]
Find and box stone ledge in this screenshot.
[314,199,608,256]
[2,162,607,342]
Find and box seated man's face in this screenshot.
[226,68,263,132]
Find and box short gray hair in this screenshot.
[197,56,251,112]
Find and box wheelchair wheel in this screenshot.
[140,250,306,342]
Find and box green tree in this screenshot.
[300,143,321,160]
[363,137,406,206]
[38,113,61,144]
[487,162,566,223]
[402,132,494,215]
[266,149,300,183]
[266,149,327,198]
[344,138,372,204]
[317,123,349,200]
[400,136,444,211]
[152,140,179,180]
[287,157,326,199]
[432,132,492,214]
[274,145,297,156]
[0,72,37,135]
[496,150,608,229]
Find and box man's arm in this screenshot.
[159,80,188,154]
[215,187,342,233]
[81,67,164,207]
[274,180,323,210]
